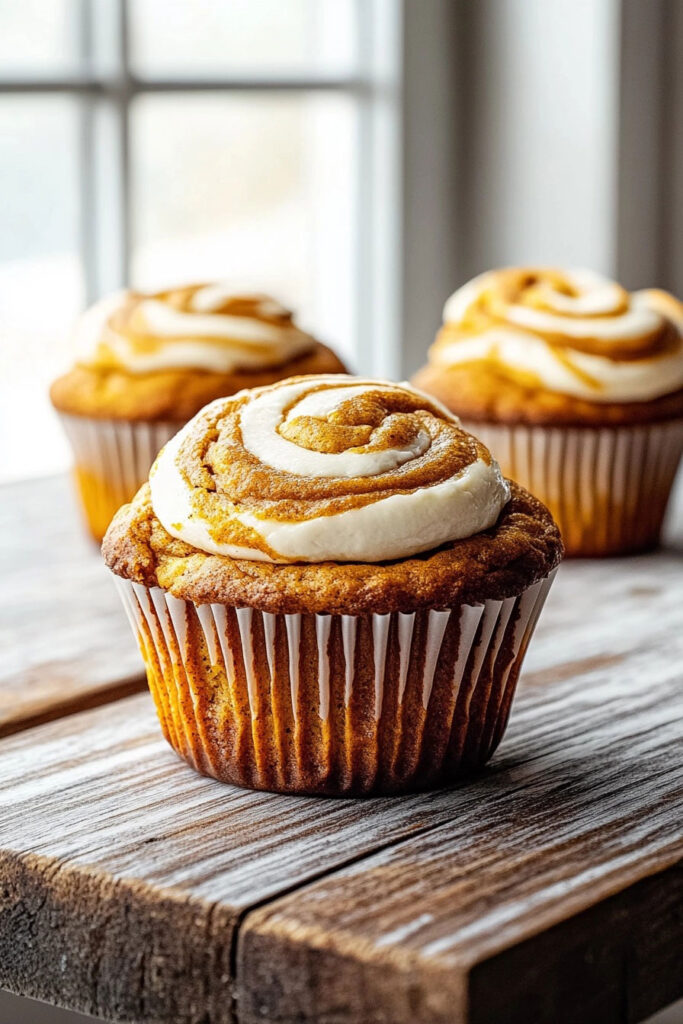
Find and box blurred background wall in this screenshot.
[447,0,683,319]
[2,0,683,482]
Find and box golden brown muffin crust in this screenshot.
[50,341,347,422]
[103,481,562,615]
[412,363,683,427]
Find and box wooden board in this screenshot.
[0,690,503,1024]
[0,533,682,1024]
[239,554,683,1024]
[0,475,145,736]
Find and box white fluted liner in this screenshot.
[113,570,557,795]
[59,413,180,540]
[464,419,683,556]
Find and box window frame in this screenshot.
[0,0,403,376]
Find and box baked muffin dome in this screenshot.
[413,267,683,557]
[413,267,683,425]
[104,374,561,612]
[51,284,347,421]
[50,284,347,543]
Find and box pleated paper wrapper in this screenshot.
[463,420,683,557]
[60,413,180,542]
[114,570,557,795]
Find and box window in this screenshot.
[0,0,401,482]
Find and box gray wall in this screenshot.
[400,0,683,373]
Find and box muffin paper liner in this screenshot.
[113,570,556,795]
[463,419,683,557]
[59,413,180,542]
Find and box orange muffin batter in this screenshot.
[51,285,347,541]
[414,267,683,555]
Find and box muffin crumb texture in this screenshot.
[103,480,562,616]
[51,342,346,422]
[412,364,683,426]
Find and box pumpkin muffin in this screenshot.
[103,374,562,796]
[50,284,346,541]
[413,268,683,556]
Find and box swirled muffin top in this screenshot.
[50,284,346,421]
[75,286,316,374]
[413,268,683,425]
[103,375,562,613]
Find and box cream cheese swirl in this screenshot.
[431,268,683,402]
[149,375,510,563]
[74,284,316,375]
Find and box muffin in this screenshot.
[50,284,346,541]
[103,374,562,796]
[413,268,683,556]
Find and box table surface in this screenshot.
[0,476,145,737]
[0,474,682,1024]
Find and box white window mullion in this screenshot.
[82,0,131,296]
[76,0,95,306]
[354,0,403,379]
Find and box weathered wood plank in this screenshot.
[237,549,683,1024]
[0,478,681,1023]
[0,690,510,1024]
[0,475,145,736]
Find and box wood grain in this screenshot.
[0,476,682,1023]
[0,690,513,1024]
[238,548,683,1024]
[0,475,145,736]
